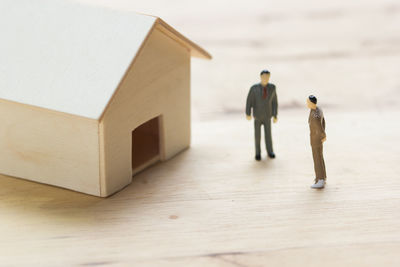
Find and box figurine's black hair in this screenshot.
[309,95,317,104]
[260,70,270,75]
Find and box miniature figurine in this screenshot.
[245,70,278,161]
[307,95,327,189]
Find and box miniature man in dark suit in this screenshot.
[307,95,327,189]
[246,70,278,161]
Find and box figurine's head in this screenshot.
[260,70,270,87]
[307,95,317,109]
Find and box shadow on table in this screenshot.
[0,149,192,225]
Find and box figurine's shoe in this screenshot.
[268,152,275,159]
[255,154,261,161]
[311,179,325,189]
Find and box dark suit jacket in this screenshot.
[246,83,278,121]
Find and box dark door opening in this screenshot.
[132,117,160,172]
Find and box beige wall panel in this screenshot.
[0,99,100,196]
[100,27,191,196]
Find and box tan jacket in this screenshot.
[308,107,326,145]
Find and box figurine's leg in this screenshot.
[320,145,327,181]
[254,120,262,157]
[312,144,326,182]
[264,119,274,155]
[312,145,319,182]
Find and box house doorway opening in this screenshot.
[132,116,161,174]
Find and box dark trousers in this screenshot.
[311,144,326,181]
[254,119,273,156]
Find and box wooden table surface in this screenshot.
[1,0,400,266]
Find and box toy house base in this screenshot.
[0,1,210,197]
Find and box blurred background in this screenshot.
[78,0,400,119]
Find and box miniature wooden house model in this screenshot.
[0,0,211,197]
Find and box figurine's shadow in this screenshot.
[245,154,276,177]
[250,157,273,168]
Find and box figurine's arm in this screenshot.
[272,87,278,123]
[246,88,254,120]
[321,116,326,142]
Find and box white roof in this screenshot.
[0,0,161,119]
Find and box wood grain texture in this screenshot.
[0,99,100,196]
[0,110,399,266]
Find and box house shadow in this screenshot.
[0,149,192,226]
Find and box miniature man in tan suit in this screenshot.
[307,95,327,189]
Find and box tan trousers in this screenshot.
[311,144,326,182]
